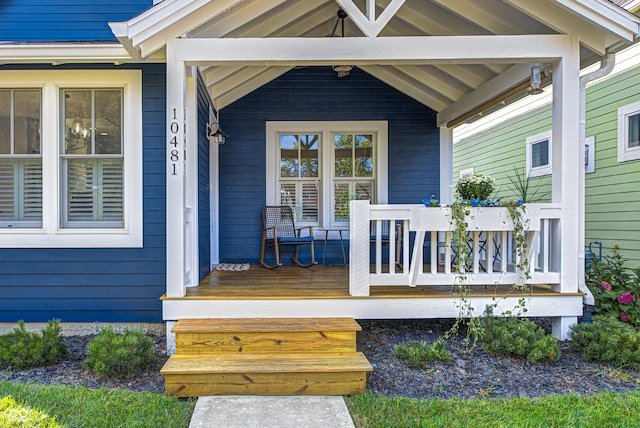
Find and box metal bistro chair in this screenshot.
[259,206,317,269]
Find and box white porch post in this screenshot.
[350,200,371,296]
[439,126,453,205]
[551,34,581,339]
[166,39,187,298]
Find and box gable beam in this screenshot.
[173,35,571,67]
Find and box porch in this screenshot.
[163,201,584,341]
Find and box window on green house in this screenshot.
[526,130,552,177]
[618,101,640,162]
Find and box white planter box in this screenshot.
[410,206,539,232]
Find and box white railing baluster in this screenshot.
[430,231,437,274]
[487,231,494,273]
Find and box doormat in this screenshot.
[215,263,250,272]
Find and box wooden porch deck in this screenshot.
[180,264,568,300]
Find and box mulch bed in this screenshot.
[1,319,638,399]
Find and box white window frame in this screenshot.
[526,130,552,178]
[585,135,595,174]
[266,121,388,236]
[617,100,640,162]
[0,70,142,248]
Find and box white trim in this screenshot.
[0,70,143,248]
[266,121,388,234]
[0,43,163,64]
[585,135,595,174]
[186,67,199,287]
[526,130,553,178]
[162,294,584,322]
[209,106,220,266]
[617,100,640,162]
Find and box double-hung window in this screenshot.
[267,121,387,232]
[0,70,142,248]
[0,89,42,228]
[61,89,124,228]
[618,101,640,162]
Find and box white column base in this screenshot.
[552,316,577,341]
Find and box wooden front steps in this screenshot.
[160,318,372,397]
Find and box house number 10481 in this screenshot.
[169,108,180,175]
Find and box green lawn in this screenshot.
[0,381,194,428]
[345,391,640,428]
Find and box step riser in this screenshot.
[164,372,367,397]
[175,331,357,355]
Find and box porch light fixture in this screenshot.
[331,9,353,78]
[529,64,544,95]
[207,122,228,145]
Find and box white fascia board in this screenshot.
[558,0,640,41]
[437,63,535,127]
[504,0,608,55]
[114,0,245,58]
[173,35,572,66]
[0,44,147,64]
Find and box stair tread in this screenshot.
[161,353,373,374]
[173,318,362,333]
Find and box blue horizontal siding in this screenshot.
[0,1,152,42]
[0,63,166,323]
[219,67,438,264]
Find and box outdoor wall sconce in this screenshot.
[529,64,544,95]
[207,122,228,145]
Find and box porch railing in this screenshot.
[349,200,561,296]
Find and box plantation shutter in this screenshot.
[0,159,42,226]
[65,158,123,226]
[280,181,319,223]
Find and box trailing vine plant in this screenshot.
[443,173,533,347]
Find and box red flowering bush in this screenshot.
[586,245,640,326]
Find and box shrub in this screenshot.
[393,339,452,368]
[479,316,560,362]
[586,245,640,326]
[455,173,495,201]
[84,326,155,378]
[0,320,67,370]
[569,316,640,369]
[0,396,62,428]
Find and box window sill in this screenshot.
[0,228,142,248]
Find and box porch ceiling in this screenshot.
[112,0,640,123]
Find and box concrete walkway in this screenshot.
[188,396,355,428]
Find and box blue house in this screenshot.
[1,1,639,368]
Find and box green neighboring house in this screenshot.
[454,42,640,268]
